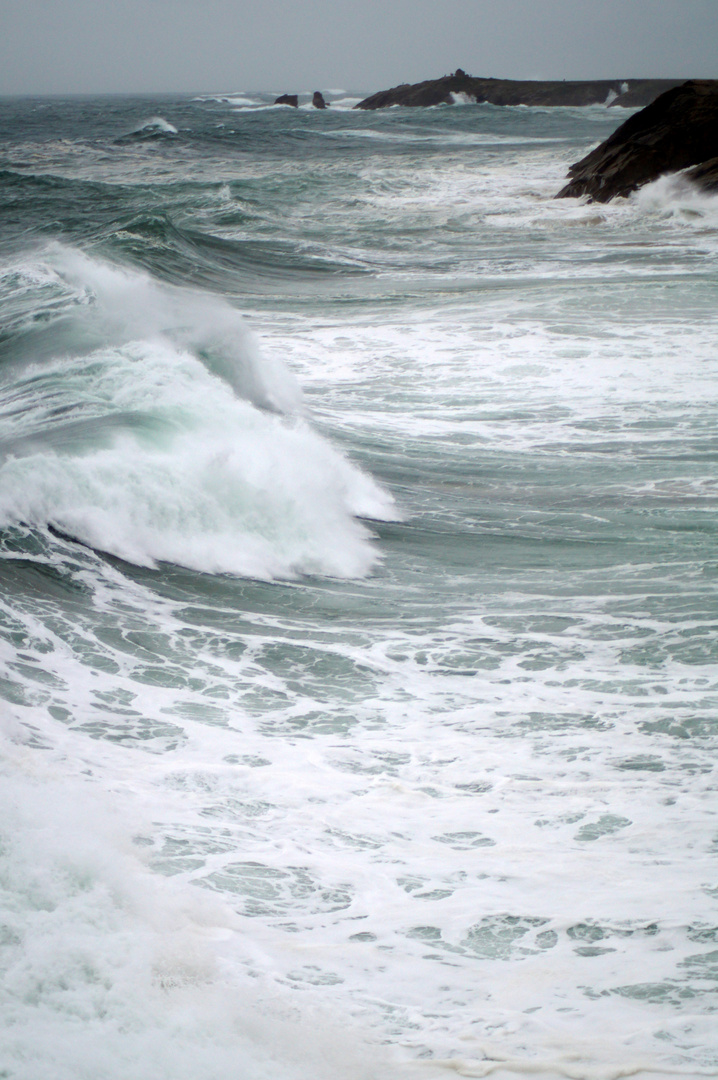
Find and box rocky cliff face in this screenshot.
[556,80,718,202]
[355,73,685,110]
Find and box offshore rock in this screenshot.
[355,72,684,110]
[274,94,299,108]
[556,80,718,202]
[312,91,327,109]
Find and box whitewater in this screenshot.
[0,90,717,1080]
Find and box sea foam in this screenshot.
[0,739,386,1080]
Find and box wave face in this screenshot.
[1,92,718,1080]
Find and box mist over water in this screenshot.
[1,91,717,1079]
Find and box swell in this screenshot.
[105,212,358,289]
[0,169,367,290]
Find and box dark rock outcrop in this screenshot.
[274,94,298,107]
[355,72,685,110]
[556,80,718,202]
[312,91,327,109]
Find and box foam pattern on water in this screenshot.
[1,95,717,1079]
[1,504,716,1076]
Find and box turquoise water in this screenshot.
[1,91,717,1079]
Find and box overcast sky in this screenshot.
[1,0,717,96]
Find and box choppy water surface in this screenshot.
[1,90,717,1080]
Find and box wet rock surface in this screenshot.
[556,80,718,202]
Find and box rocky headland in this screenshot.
[556,79,718,202]
[354,71,685,110]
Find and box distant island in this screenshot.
[354,71,686,110]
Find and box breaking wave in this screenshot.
[0,246,396,579]
[115,117,179,143]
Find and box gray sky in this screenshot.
[1,0,717,95]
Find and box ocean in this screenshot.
[0,89,717,1080]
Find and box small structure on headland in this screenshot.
[556,80,718,202]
